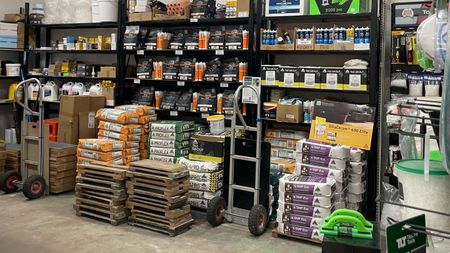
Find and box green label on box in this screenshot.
[310,0,361,15]
[386,215,426,253]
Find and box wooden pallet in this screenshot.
[50,169,77,179]
[271,228,322,244]
[126,201,190,219]
[126,180,189,198]
[127,173,189,188]
[76,176,125,190]
[128,191,188,207]
[75,204,127,226]
[77,163,127,182]
[75,188,128,202]
[128,216,193,237]
[130,210,192,228]
[76,197,126,213]
[129,160,189,180]
[76,191,126,207]
[75,183,127,200]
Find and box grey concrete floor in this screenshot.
[0,192,321,253]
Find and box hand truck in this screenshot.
[0,78,47,200]
[207,77,268,236]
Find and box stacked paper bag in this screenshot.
[179,158,223,209]
[148,121,194,163]
[347,148,367,211]
[96,108,142,164]
[77,139,126,165]
[115,105,157,159]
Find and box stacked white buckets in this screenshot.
[92,0,118,22]
[394,159,450,231]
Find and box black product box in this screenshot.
[279,66,301,87]
[321,67,344,90]
[261,65,280,86]
[299,66,321,89]
[77,64,86,77]
[189,134,225,163]
[343,68,368,91]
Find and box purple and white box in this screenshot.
[295,162,347,183]
[277,211,324,229]
[277,223,324,241]
[278,201,334,218]
[279,174,336,197]
[296,139,350,159]
[295,152,348,170]
[279,191,334,208]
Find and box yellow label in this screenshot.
[309,117,373,150]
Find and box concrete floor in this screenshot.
[0,192,321,253]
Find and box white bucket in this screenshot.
[394,159,450,231]
[98,0,118,22]
[6,64,21,77]
[207,115,225,135]
[91,0,100,23]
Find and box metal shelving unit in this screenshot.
[256,0,380,220]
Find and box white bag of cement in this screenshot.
[295,162,347,183]
[276,210,323,229]
[348,192,365,203]
[348,181,366,194]
[295,152,348,170]
[350,148,366,162]
[279,190,334,208]
[279,174,336,197]
[179,157,220,173]
[278,200,334,218]
[349,172,366,184]
[349,161,366,174]
[296,139,350,159]
[277,223,324,241]
[334,201,346,209]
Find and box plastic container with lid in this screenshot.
[394,159,450,231]
[6,64,21,77]
[207,115,225,135]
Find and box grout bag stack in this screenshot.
[114,105,157,160]
[148,121,194,163]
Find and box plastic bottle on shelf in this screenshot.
[28,82,40,100]
[89,83,103,95]
[72,82,86,95]
[43,81,59,102]
[61,82,74,95]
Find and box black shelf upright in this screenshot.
[255,0,380,220]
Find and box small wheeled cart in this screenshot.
[207,77,270,236]
[0,78,47,200]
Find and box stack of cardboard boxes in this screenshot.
[127,160,194,236]
[148,121,194,163]
[49,142,77,194]
[114,105,157,160]
[75,162,129,225]
[179,133,225,209]
[5,144,20,173]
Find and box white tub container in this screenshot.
[6,63,20,77]
[98,0,118,22]
[394,159,450,231]
[207,115,225,135]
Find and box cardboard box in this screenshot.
[310,0,361,15]
[237,0,250,17]
[321,67,344,90]
[103,86,115,107]
[265,0,308,16]
[58,96,106,144]
[261,28,296,51]
[276,103,303,123]
[4,13,25,22]
[129,12,153,22]
[343,68,368,91]
[189,134,225,163]
[279,66,301,87]
[261,65,280,86]
[49,142,77,158]
[299,66,321,89]
[78,111,98,139]
[295,27,315,51]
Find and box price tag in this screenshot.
[175,50,183,55]
[201,113,209,119]
[134,78,141,84]
[215,49,225,55]
[177,81,185,87]
[137,50,144,55]
[220,82,229,88]
[170,111,178,116]
[190,18,198,23]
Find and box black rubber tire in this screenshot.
[0,171,21,193]
[207,196,226,227]
[23,175,46,200]
[248,204,267,236]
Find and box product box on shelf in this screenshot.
[153,6,191,20]
[260,28,296,51]
[279,66,301,87]
[128,12,153,22]
[309,0,362,15]
[266,129,308,140]
[343,67,368,91]
[320,67,344,90]
[299,66,321,89]
[78,111,98,139]
[295,27,315,51]
[261,65,280,86]
[189,134,225,163]
[276,103,303,123]
[265,0,308,17]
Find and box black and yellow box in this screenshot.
[189,134,225,163]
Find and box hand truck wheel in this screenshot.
[23,175,46,200]
[207,196,227,227]
[248,204,267,236]
[0,171,22,193]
